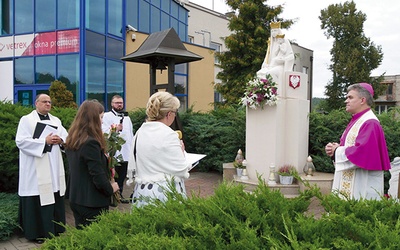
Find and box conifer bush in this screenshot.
[39,180,400,249]
[0,102,32,192]
[0,193,19,241]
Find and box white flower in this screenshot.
[240,74,278,109]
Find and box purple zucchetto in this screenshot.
[359,82,374,97]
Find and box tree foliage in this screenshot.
[319,1,383,111]
[49,80,78,108]
[215,0,293,105]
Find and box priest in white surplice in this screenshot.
[325,83,391,200]
[15,94,68,243]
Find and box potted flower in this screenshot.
[277,164,297,185]
[240,74,278,109]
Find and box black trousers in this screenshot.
[69,202,109,228]
[19,191,65,240]
[115,161,128,193]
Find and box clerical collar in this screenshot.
[37,112,50,120]
[111,110,124,117]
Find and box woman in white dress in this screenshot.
[128,92,191,207]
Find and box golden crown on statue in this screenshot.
[270,22,281,29]
[276,34,285,38]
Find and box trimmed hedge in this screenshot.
[39,180,400,249]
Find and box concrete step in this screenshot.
[231,172,334,197]
[223,163,334,197]
[234,176,300,197]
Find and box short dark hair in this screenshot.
[348,84,373,106]
[111,95,123,102]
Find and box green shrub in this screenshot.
[0,102,32,192]
[0,193,19,241]
[39,181,400,249]
[2,101,400,193]
[378,107,400,160]
[128,107,147,130]
[308,108,350,173]
[181,106,246,172]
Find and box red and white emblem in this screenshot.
[289,75,300,89]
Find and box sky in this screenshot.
[189,0,400,98]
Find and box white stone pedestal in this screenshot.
[245,71,309,182]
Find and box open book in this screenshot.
[33,122,58,139]
[184,152,206,171]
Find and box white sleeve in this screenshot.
[15,116,46,157]
[102,112,114,133]
[126,135,137,186]
[334,146,357,171]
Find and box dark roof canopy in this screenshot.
[121,28,202,64]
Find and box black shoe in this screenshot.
[33,239,44,244]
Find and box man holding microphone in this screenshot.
[102,95,134,203]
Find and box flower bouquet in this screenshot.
[240,74,278,109]
[104,124,126,207]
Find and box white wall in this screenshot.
[186,2,231,88]
[0,60,14,102]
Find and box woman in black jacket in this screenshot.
[65,100,119,228]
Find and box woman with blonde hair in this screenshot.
[127,92,191,207]
[65,100,119,227]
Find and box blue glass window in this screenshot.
[150,5,160,33]
[177,96,187,112]
[174,74,187,94]
[35,0,55,32]
[170,1,178,18]
[151,0,160,8]
[86,30,105,57]
[36,55,55,84]
[161,0,169,12]
[171,18,178,33]
[107,37,123,60]
[86,56,105,102]
[108,0,123,37]
[58,54,79,103]
[86,0,105,33]
[175,63,187,74]
[15,57,34,84]
[178,6,186,22]
[174,63,188,110]
[106,60,123,105]
[178,22,186,41]
[1,0,13,35]
[17,90,32,106]
[126,0,138,31]
[138,0,150,33]
[58,0,79,29]
[15,0,33,34]
[161,12,169,31]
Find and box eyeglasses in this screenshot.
[112,102,123,105]
[40,101,52,104]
